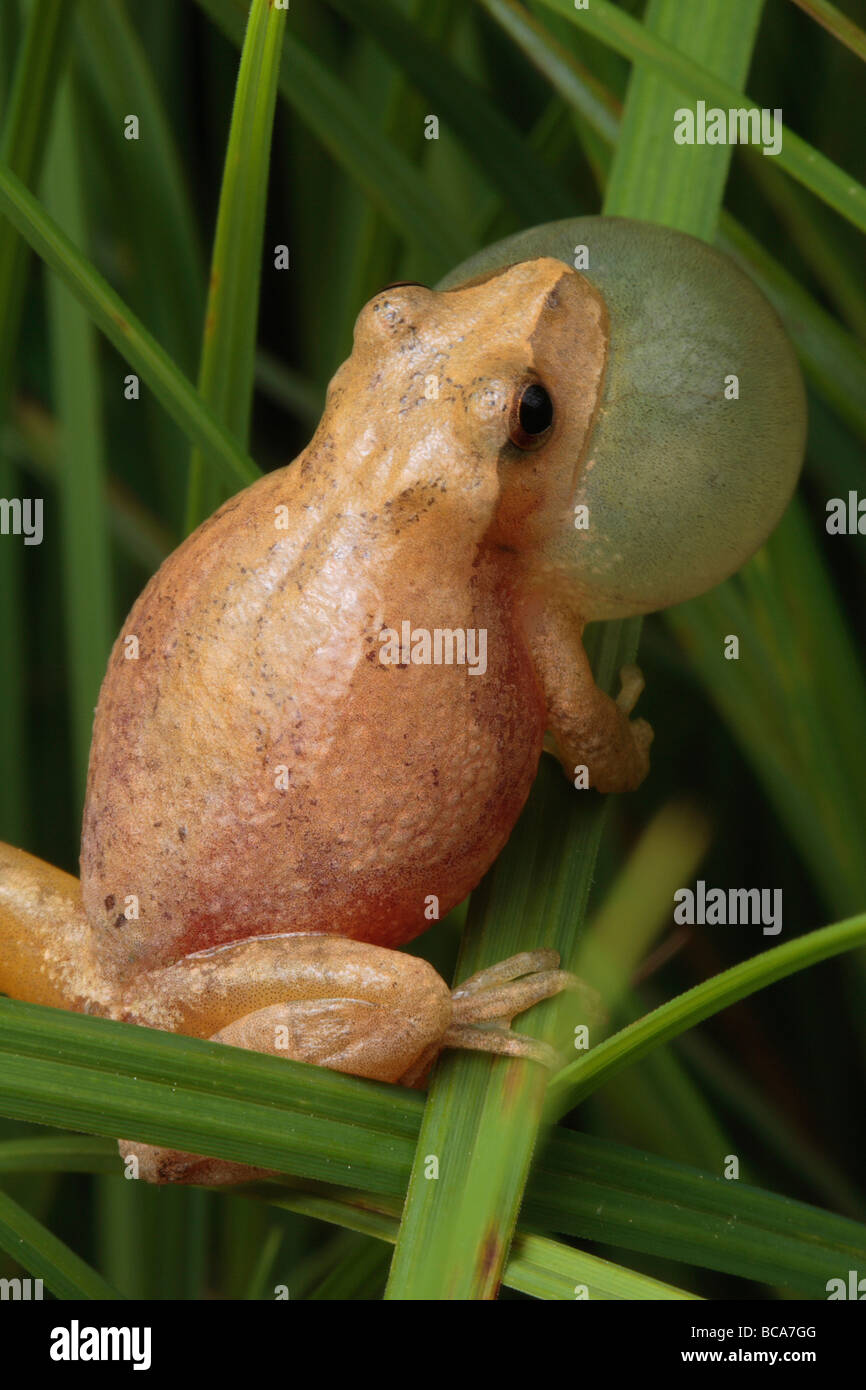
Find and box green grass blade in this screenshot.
[0,1048,412,1195]
[789,0,866,61]
[0,1185,122,1299]
[548,910,866,1115]
[480,0,620,147]
[196,0,470,271]
[185,0,287,531]
[306,1235,390,1300]
[5,1130,862,1299]
[0,996,421,1192]
[0,158,259,493]
[43,76,114,808]
[0,0,77,392]
[255,350,323,431]
[576,801,711,1012]
[482,0,866,449]
[677,1030,866,1218]
[667,504,866,917]
[3,403,175,574]
[321,0,571,223]
[0,448,25,846]
[718,214,866,444]
[0,4,20,114]
[538,0,866,233]
[1,1001,864,1293]
[603,0,762,235]
[257,1133,866,1296]
[574,803,736,1172]
[534,1129,866,1295]
[75,0,205,374]
[385,760,613,1300]
[241,1224,286,1300]
[323,0,454,363]
[0,1137,119,1175]
[75,0,207,531]
[0,0,78,845]
[504,1233,701,1300]
[746,155,866,339]
[262,1183,701,1298]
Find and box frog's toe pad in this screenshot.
[441,1022,560,1067]
[443,951,605,1066]
[616,663,645,715]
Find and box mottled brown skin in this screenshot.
[0,259,647,1182]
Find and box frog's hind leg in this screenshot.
[0,841,120,1014]
[117,937,594,1184]
[117,933,453,1184]
[399,950,602,1085]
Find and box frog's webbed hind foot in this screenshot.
[400,951,603,1085]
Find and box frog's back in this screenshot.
[81,451,545,977]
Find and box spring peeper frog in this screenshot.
[0,221,806,1182]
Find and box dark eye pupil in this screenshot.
[518,384,553,435]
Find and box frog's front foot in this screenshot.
[528,603,653,795]
[399,950,603,1085]
[583,664,652,794]
[615,663,645,715]
[612,663,654,791]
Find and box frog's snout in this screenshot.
[353,283,434,347]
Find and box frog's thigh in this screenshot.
[118,936,452,1185]
[127,933,453,1083]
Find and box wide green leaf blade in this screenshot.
[538,0,866,233]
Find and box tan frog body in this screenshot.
[0,219,806,1183]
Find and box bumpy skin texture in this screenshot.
[81,257,630,982]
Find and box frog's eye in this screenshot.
[509,381,554,450]
[381,280,427,291]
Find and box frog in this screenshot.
[0,217,806,1184]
